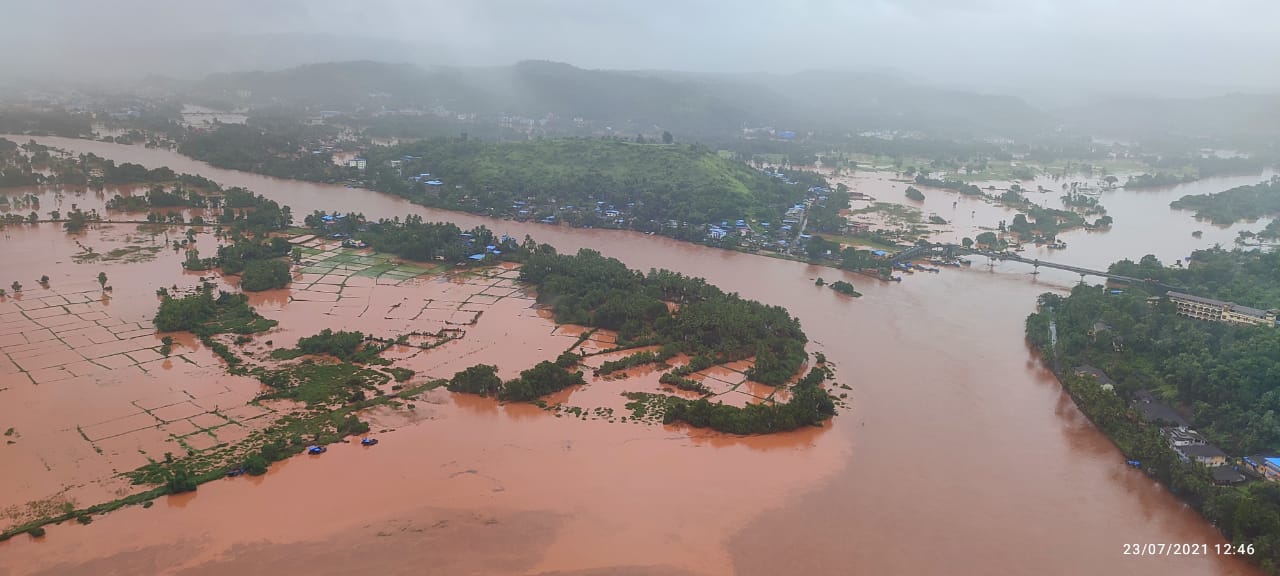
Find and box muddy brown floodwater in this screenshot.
[0,136,1265,576]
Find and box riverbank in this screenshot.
[0,136,1261,576]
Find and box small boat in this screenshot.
[225,467,246,477]
[1127,460,1141,468]
[306,445,327,455]
[360,437,379,447]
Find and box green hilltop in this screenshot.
[367,138,820,227]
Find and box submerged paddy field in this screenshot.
[1,218,832,540]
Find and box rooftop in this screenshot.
[1073,365,1115,386]
[1132,390,1189,427]
[1229,304,1270,318]
[1179,444,1228,459]
[1210,466,1246,484]
[1167,291,1229,307]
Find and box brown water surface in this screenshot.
[0,137,1263,575]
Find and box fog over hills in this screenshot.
[2,1,1279,144]
[3,0,1279,102]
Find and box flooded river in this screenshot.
[0,137,1265,575]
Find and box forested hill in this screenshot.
[191,60,1046,139]
[199,60,751,135]
[366,139,821,227]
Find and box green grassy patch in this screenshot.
[354,262,397,278]
[256,362,390,407]
[849,202,924,225]
[387,367,415,383]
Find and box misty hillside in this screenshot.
[1061,94,1280,144]
[193,60,1047,139]
[760,70,1050,138]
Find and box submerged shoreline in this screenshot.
[0,136,1263,576]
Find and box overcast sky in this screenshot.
[2,0,1277,102]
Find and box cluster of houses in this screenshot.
[1074,366,1248,485]
[506,199,639,227]
[1066,292,1279,485]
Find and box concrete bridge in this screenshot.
[891,243,1183,290]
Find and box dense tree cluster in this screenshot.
[914,174,982,196]
[153,285,276,337]
[1108,249,1280,306]
[1005,205,1087,240]
[519,249,808,384]
[446,364,503,396]
[446,361,586,400]
[347,214,524,263]
[293,329,367,361]
[239,259,291,291]
[1125,172,1197,188]
[829,281,859,296]
[662,366,836,434]
[498,361,586,401]
[179,122,345,181]
[1170,176,1280,225]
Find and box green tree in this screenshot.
[165,465,198,494]
[829,281,859,296]
[243,453,269,476]
[662,130,673,144]
[97,272,107,289]
[240,259,291,291]
[447,364,502,396]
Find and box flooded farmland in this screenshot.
[0,137,1266,576]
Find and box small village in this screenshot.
[1072,290,1280,488]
